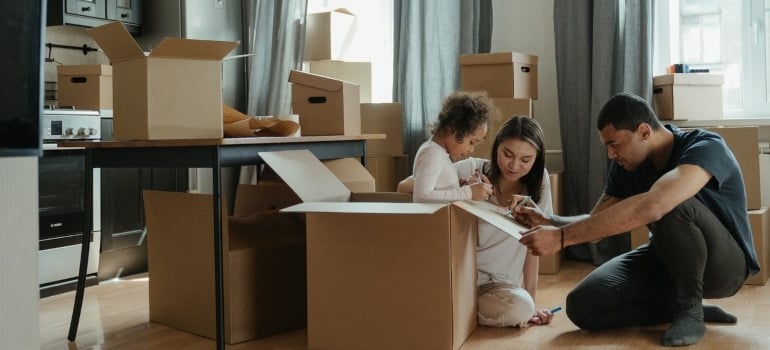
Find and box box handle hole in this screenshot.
[70,77,88,84]
[308,96,327,104]
[653,87,663,94]
[520,66,530,73]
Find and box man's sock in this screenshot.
[662,305,706,347]
[703,304,737,323]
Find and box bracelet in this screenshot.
[560,227,565,250]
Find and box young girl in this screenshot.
[399,116,555,327]
[412,91,496,203]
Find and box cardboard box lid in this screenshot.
[459,52,538,66]
[57,64,113,77]
[289,70,357,93]
[149,38,238,60]
[652,73,724,86]
[259,150,351,202]
[283,201,444,214]
[88,21,238,63]
[452,200,526,240]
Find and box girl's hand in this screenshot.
[470,182,493,201]
[528,308,555,325]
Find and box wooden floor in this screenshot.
[40,260,770,350]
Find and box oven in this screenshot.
[38,109,101,297]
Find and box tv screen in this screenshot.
[0,1,44,157]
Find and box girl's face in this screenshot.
[447,124,488,160]
[496,137,538,183]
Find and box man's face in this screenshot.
[599,124,649,172]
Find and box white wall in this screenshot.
[0,157,40,349]
[491,0,561,153]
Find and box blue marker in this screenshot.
[550,306,562,314]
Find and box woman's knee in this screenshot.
[477,288,535,327]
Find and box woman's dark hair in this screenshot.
[597,92,663,132]
[484,116,546,204]
[430,91,496,141]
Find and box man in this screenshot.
[516,92,759,346]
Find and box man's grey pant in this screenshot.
[566,197,748,330]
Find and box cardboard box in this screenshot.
[365,155,409,192]
[289,70,361,136]
[87,22,237,140]
[539,171,563,274]
[322,157,376,192]
[361,103,404,157]
[630,226,650,250]
[261,149,529,350]
[57,65,113,111]
[459,52,538,99]
[304,8,356,61]
[745,207,769,286]
[652,74,723,121]
[308,60,372,103]
[143,186,307,344]
[469,98,533,159]
[762,154,770,207]
[702,127,762,209]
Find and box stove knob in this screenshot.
[64,128,74,136]
[88,128,98,136]
[77,127,87,136]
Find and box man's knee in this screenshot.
[566,286,603,330]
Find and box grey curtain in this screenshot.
[243,0,307,116]
[553,0,653,264]
[240,0,307,183]
[393,0,492,168]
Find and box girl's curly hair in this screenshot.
[430,91,497,140]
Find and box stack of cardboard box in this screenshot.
[361,103,409,191]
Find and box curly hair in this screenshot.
[430,91,497,141]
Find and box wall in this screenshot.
[0,157,40,349]
[491,0,562,168]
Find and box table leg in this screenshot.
[68,150,93,341]
[212,150,226,350]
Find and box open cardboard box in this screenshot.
[259,150,528,350]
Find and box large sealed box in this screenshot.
[460,52,538,99]
[745,207,769,286]
[468,98,533,159]
[289,70,361,136]
[308,60,372,103]
[304,8,356,61]
[87,22,237,140]
[143,185,307,344]
[652,74,723,121]
[57,64,113,111]
[261,150,528,350]
[361,102,404,157]
[365,155,409,192]
[702,127,763,209]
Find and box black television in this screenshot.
[0,1,45,157]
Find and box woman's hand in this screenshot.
[512,199,549,228]
[528,308,555,325]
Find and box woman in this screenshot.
[399,115,555,327]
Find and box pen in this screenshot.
[475,170,482,184]
[550,306,562,314]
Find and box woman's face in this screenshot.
[495,137,538,183]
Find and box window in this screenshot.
[655,0,770,117]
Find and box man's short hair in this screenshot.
[596,92,663,132]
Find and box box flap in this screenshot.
[289,70,349,92]
[652,73,724,86]
[87,22,145,63]
[259,150,351,202]
[323,158,375,192]
[459,52,538,66]
[281,201,444,214]
[452,200,527,240]
[150,38,238,60]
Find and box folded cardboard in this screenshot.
[540,171,563,274]
[289,70,361,136]
[469,98,533,159]
[365,155,409,192]
[143,185,306,344]
[653,74,723,121]
[746,207,769,286]
[308,60,372,103]
[322,157,376,192]
[57,64,113,111]
[459,52,538,99]
[260,149,528,350]
[361,102,405,157]
[304,8,356,61]
[87,21,237,140]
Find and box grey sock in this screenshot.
[703,304,737,323]
[661,313,706,347]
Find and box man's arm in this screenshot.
[520,164,712,255]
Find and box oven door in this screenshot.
[38,146,100,296]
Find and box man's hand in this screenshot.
[519,225,561,256]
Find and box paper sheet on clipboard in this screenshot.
[453,200,529,240]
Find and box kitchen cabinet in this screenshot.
[48,0,142,34]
